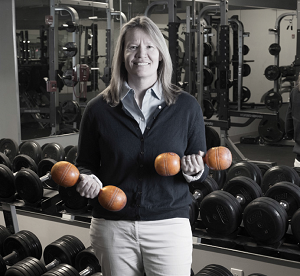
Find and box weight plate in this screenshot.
[200,190,243,235]
[269,43,281,56]
[243,44,249,55]
[0,152,12,170]
[14,169,43,205]
[0,225,11,256]
[19,140,42,165]
[223,176,262,210]
[66,146,78,164]
[42,264,79,276]
[62,101,81,124]
[64,145,74,156]
[205,264,232,276]
[12,154,38,173]
[38,158,57,189]
[258,118,285,144]
[203,42,212,56]
[226,161,262,186]
[60,235,85,265]
[63,42,78,57]
[291,209,300,243]
[243,197,288,244]
[241,86,251,102]
[261,165,300,193]
[251,162,272,177]
[42,142,65,161]
[209,169,227,189]
[242,63,251,77]
[265,181,300,219]
[20,230,42,260]
[205,126,220,150]
[264,65,281,81]
[264,91,283,111]
[190,175,218,206]
[203,99,215,119]
[203,67,214,86]
[0,164,16,200]
[189,194,199,226]
[0,138,19,163]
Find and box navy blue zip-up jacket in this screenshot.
[75,91,208,221]
[286,86,300,157]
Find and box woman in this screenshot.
[75,15,208,276]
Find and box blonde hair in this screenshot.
[101,15,181,106]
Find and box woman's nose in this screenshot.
[135,46,146,57]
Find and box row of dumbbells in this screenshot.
[190,160,300,246]
[0,225,101,276]
[0,225,252,276]
[0,138,78,171]
[0,138,82,210]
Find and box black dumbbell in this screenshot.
[42,142,65,162]
[41,246,101,276]
[14,158,57,205]
[194,264,233,276]
[5,235,85,276]
[0,154,41,203]
[200,176,262,235]
[0,138,20,170]
[18,140,42,165]
[226,161,263,187]
[0,230,42,275]
[243,181,300,245]
[189,176,219,226]
[261,165,300,194]
[65,145,78,164]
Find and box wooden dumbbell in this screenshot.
[51,161,127,212]
[154,146,232,176]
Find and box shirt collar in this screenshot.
[120,81,164,101]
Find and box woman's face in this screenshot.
[124,28,161,84]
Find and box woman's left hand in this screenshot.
[181,150,205,176]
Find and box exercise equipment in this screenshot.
[261,165,300,194]
[42,143,65,162]
[263,91,283,111]
[14,158,57,205]
[226,161,263,187]
[0,225,11,256]
[200,176,262,235]
[189,176,219,226]
[0,230,42,275]
[5,235,85,276]
[37,246,101,276]
[51,161,127,212]
[18,140,42,165]
[0,138,19,164]
[258,118,285,144]
[65,146,78,164]
[243,182,300,244]
[264,65,281,81]
[61,101,81,124]
[268,43,281,56]
[154,146,232,176]
[194,264,233,276]
[63,42,78,57]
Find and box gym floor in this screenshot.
[235,142,294,167]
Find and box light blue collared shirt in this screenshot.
[120,81,165,133]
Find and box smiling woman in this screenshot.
[123,28,162,107]
[75,15,208,276]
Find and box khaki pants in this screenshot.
[90,217,193,276]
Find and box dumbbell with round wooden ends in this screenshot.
[14,158,58,205]
[38,246,101,276]
[243,181,300,245]
[200,176,262,235]
[0,230,42,275]
[51,161,127,212]
[154,146,232,176]
[5,235,85,276]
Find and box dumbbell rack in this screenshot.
[192,219,300,263]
